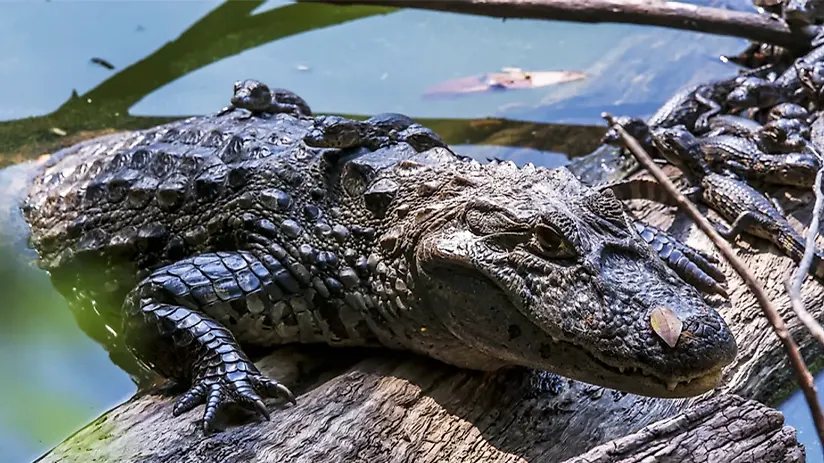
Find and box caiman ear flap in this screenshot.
[341,160,378,198]
[585,187,627,224]
[363,178,398,218]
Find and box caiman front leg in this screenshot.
[712,210,771,241]
[632,221,728,297]
[599,179,727,295]
[693,88,723,134]
[122,251,297,433]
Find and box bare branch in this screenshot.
[784,162,824,351]
[299,0,819,50]
[602,112,824,454]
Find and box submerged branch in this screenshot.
[299,0,819,49]
[603,113,824,455]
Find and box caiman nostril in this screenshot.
[650,307,683,348]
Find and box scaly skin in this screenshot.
[632,220,728,297]
[704,114,763,138]
[698,135,820,187]
[304,112,448,154]
[757,118,811,153]
[598,178,728,297]
[646,79,740,133]
[767,103,810,122]
[700,115,808,154]
[651,126,824,279]
[23,83,738,433]
[644,66,774,134]
[602,77,748,148]
[217,79,313,118]
[727,43,824,109]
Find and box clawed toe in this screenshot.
[173,384,206,416]
[172,372,295,433]
[250,375,296,405]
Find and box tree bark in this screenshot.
[36,163,819,462]
[563,394,804,463]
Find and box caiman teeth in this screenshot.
[667,381,679,392]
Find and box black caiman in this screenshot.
[20,80,738,433]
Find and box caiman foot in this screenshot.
[123,251,306,432]
[633,221,728,297]
[173,354,296,433]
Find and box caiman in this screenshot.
[650,125,824,278]
[20,80,738,433]
[697,134,820,187]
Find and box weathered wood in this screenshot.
[298,0,818,50]
[562,394,804,463]
[38,163,819,462]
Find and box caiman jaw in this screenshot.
[485,244,737,398]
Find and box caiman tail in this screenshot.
[777,225,824,280]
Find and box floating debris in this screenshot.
[90,57,115,70]
[49,127,67,137]
[424,67,586,98]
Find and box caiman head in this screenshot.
[383,159,737,398]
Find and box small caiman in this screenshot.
[727,43,824,109]
[698,135,820,187]
[650,126,824,278]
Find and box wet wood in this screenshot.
[299,0,817,50]
[38,163,818,462]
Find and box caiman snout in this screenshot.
[593,248,738,396]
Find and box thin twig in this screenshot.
[785,155,824,347]
[792,146,824,296]
[602,112,824,452]
[299,0,819,50]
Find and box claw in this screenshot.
[253,399,270,421]
[277,383,297,405]
[250,376,297,406]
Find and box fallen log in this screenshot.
[562,394,804,463]
[298,0,819,50]
[37,161,819,462]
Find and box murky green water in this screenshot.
[4,1,819,462]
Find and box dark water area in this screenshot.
[1,1,820,461]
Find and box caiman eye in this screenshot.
[535,224,576,258]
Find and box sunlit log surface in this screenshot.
[34,162,821,462]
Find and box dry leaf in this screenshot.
[650,307,683,348]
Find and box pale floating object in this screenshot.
[423,67,587,97]
[650,306,683,348]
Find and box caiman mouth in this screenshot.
[516,321,728,398]
[484,249,734,398]
[581,344,725,397]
